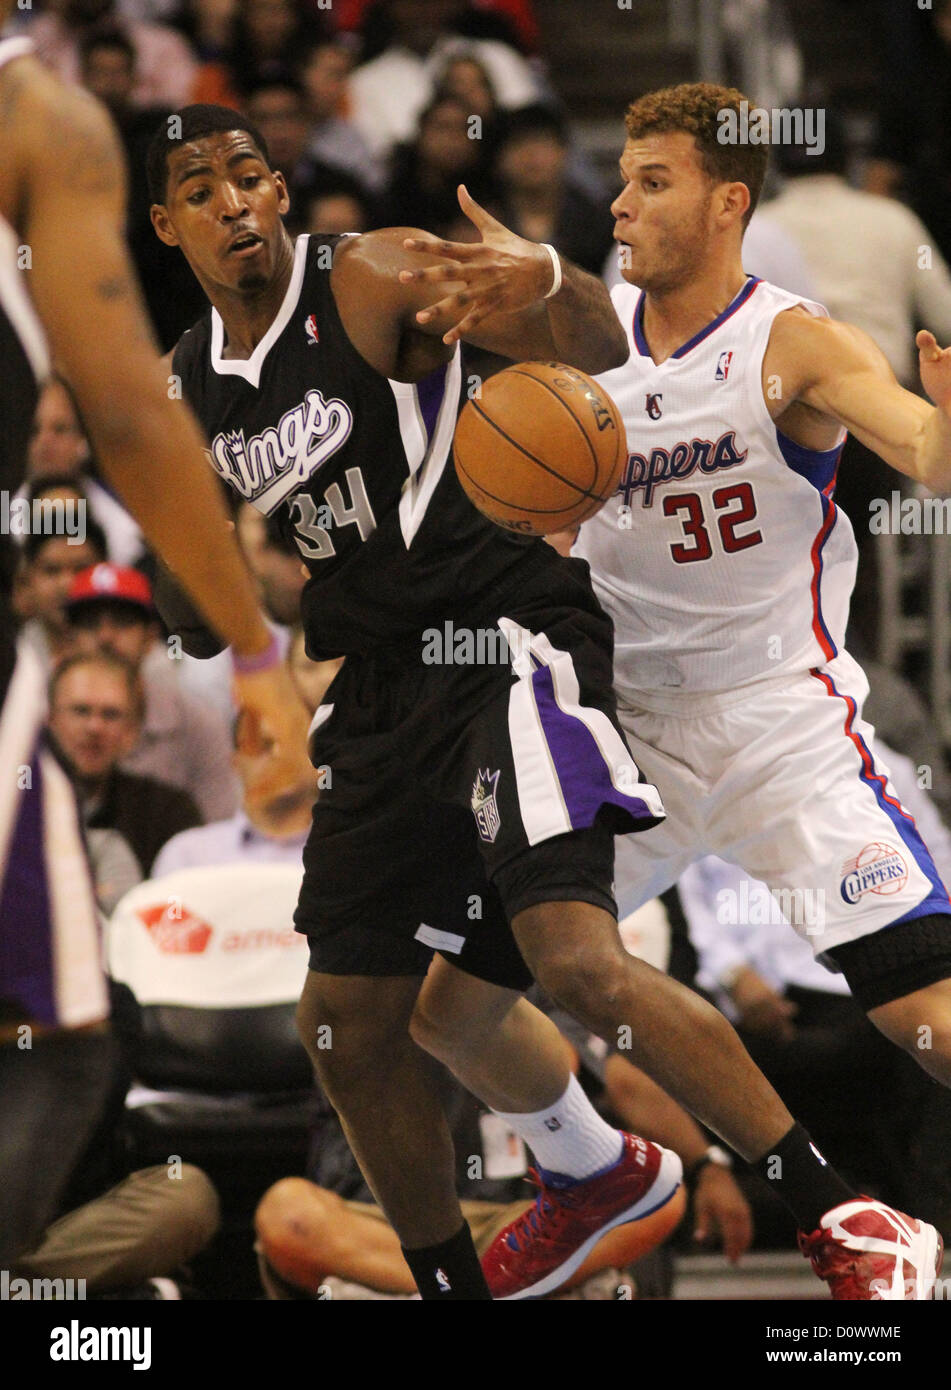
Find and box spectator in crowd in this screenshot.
[335,0,540,55]
[47,651,201,875]
[171,0,237,64]
[25,0,198,108]
[25,376,144,568]
[65,563,239,822]
[300,165,375,236]
[152,691,322,877]
[77,27,206,347]
[758,110,951,651]
[865,0,951,266]
[11,1161,220,1299]
[15,523,109,673]
[345,0,540,164]
[189,0,327,107]
[762,112,951,390]
[491,103,613,277]
[377,92,497,237]
[297,35,382,191]
[241,77,322,232]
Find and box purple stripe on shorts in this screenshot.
[531,667,656,828]
[0,750,57,1024]
[416,363,447,445]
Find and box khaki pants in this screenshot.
[14,1165,220,1293]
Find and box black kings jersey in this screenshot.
[0,37,51,699]
[172,233,560,660]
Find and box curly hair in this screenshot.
[625,83,768,227]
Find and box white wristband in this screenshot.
[541,243,563,300]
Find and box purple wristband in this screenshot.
[231,631,281,675]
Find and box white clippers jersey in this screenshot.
[574,277,855,702]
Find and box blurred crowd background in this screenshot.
[8,0,951,1300]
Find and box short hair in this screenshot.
[27,475,89,505]
[79,23,136,70]
[243,74,307,106]
[495,102,568,149]
[624,83,769,228]
[23,514,107,565]
[775,108,847,179]
[146,104,272,206]
[49,649,145,723]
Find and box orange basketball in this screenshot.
[453,362,628,536]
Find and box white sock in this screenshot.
[492,1074,624,1180]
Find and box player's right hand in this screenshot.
[232,663,315,809]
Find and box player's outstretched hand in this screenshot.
[693,1166,754,1265]
[232,664,315,808]
[917,330,951,415]
[399,184,558,344]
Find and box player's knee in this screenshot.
[529,939,627,1026]
[408,996,454,1060]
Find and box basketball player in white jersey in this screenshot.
[395,87,951,1298]
[0,18,313,1264]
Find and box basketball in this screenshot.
[453,362,628,536]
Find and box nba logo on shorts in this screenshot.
[715,350,734,381]
[471,768,501,843]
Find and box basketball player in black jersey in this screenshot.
[148,106,940,1302]
[0,28,313,1266]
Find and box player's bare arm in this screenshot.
[764,307,951,491]
[16,68,311,783]
[331,189,628,380]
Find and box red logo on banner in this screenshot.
[137,902,213,954]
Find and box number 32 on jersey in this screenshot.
[661,482,763,564]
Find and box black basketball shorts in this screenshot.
[295,559,665,990]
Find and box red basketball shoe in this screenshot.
[799,1197,944,1300]
[482,1133,683,1300]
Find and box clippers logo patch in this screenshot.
[645,392,663,419]
[840,843,909,904]
[471,768,501,843]
[715,350,734,381]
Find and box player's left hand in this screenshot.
[692,1165,754,1264]
[232,663,315,810]
[399,185,558,344]
[917,330,951,415]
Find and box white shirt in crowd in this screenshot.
[348,36,541,161]
[152,809,307,878]
[759,174,951,386]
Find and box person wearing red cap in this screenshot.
[66,564,239,823]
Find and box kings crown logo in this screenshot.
[471,768,502,844]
